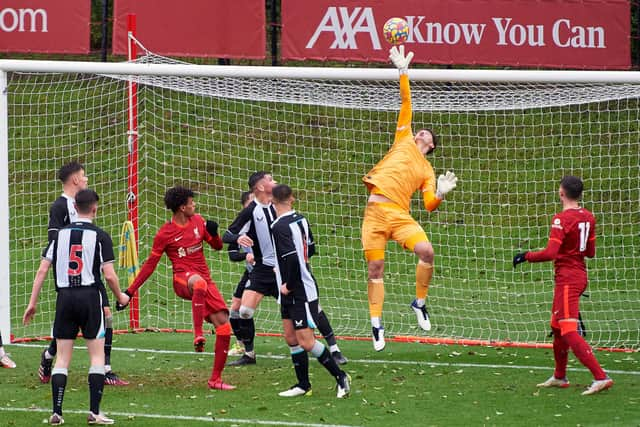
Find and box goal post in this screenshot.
[0,70,10,343]
[1,58,638,351]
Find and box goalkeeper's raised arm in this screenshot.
[360,45,458,352]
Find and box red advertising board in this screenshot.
[113,0,265,59]
[282,0,630,69]
[0,0,90,54]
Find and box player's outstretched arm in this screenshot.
[522,239,561,264]
[115,249,162,311]
[391,45,415,140]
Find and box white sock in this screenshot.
[329,344,339,353]
[371,317,381,328]
[415,298,425,307]
[0,347,5,357]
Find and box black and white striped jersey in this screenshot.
[48,194,78,242]
[223,200,277,267]
[271,210,318,303]
[43,218,115,291]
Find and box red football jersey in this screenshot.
[129,214,222,293]
[526,207,596,285]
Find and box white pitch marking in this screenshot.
[0,407,363,427]
[12,343,640,376]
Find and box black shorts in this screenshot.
[281,299,319,330]
[53,287,105,340]
[99,284,110,308]
[233,270,250,299]
[246,264,278,298]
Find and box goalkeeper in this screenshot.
[361,46,458,351]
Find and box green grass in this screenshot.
[1,334,639,426]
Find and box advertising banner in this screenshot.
[0,0,90,54]
[282,0,630,69]
[113,0,265,59]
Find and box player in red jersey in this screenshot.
[513,176,613,396]
[119,186,235,390]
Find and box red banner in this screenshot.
[113,0,265,59]
[0,0,90,54]
[282,0,630,70]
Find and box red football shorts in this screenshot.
[550,282,587,335]
[173,272,228,316]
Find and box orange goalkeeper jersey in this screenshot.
[363,74,436,212]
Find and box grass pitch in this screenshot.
[1,333,638,426]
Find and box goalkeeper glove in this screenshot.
[435,171,458,199]
[206,220,219,237]
[116,289,133,311]
[513,252,528,268]
[389,45,414,74]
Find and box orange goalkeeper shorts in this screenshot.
[361,201,428,260]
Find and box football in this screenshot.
[383,17,409,45]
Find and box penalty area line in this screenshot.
[0,407,364,427]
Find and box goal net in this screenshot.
[2,54,638,351]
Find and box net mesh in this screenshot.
[6,54,639,350]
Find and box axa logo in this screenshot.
[306,7,381,50]
[0,8,48,33]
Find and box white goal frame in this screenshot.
[2,59,640,346]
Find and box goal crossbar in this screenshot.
[3,60,640,83]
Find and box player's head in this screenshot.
[272,184,295,207]
[58,161,88,190]
[74,189,99,216]
[164,186,196,214]
[414,128,438,155]
[248,171,277,195]
[240,190,254,208]
[559,175,583,201]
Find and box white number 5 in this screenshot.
[578,222,590,252]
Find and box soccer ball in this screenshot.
[383,17,409,45]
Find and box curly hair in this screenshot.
[164,186,195,213]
